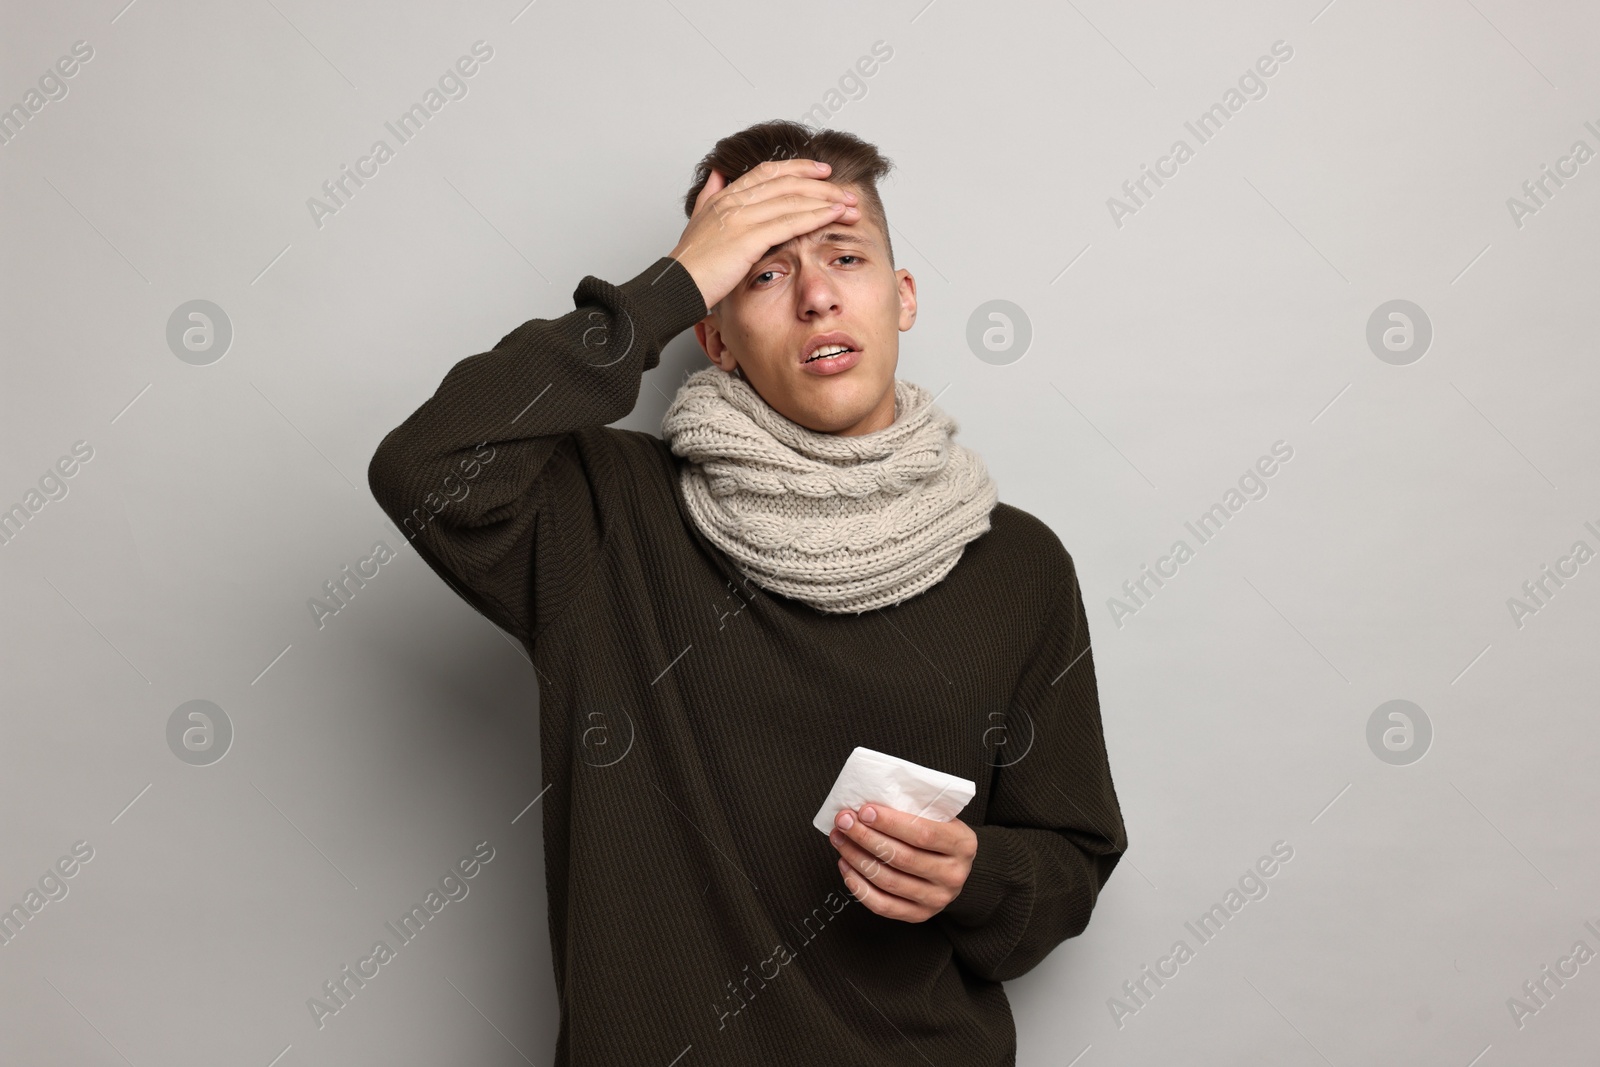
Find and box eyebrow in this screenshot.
[761,231,873,258]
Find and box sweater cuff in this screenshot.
[613,255,708,365]
[940,823,1029,927]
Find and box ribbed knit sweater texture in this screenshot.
[366,255,1129,1066]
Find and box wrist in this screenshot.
[613,256,711,350]
[668,249,719,311]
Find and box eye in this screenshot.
[837,255,860,265]
[753,270,777,285]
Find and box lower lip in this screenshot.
[800,348,861,375]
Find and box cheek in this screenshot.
[727,308,787,362]
[860,281,903,343]
[728,322,766,362]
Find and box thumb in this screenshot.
[692,168,727,215]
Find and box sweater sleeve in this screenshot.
[934,562,1129,982]
[366,255,707,642]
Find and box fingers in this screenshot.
[837,856,932,921]
[708,173,858,224]
[721,195,858,238]
[829,819,942,882]
[720,157,834,198]
[833,837,945,918]
[844,805,975,859]
[763,202,859,238]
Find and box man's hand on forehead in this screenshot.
[668,158,861,310]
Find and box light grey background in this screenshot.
[3,0,1597,1063]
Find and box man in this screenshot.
[367,119,1127,1066]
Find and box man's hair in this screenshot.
[682,120,895,265]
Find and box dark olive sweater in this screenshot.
[366,255,1128,1066]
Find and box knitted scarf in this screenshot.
[660,366,998,615]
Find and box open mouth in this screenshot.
[804,344,855,364]
[799,332,862,372]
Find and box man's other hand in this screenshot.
[829,804,978,923]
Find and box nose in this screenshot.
[795,259,842,320]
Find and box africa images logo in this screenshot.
[306,841,496,1030]
[306,42,494,230]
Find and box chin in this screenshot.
[793,386,884,433]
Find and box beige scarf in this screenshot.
[660,366,998,614]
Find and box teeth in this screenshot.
[807,344,851,362]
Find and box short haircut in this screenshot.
[682,120,895,265]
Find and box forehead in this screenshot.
[760,199,886,259]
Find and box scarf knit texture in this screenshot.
[661,365,999,614]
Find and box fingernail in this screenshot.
[838,811,855,830]
[861,806,876,823]
[815,160,828,170]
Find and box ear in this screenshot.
[895,268,918,333]
[694,316,738,373]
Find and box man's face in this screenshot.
[693,184,917,437]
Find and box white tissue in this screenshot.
[812,746,977,835]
